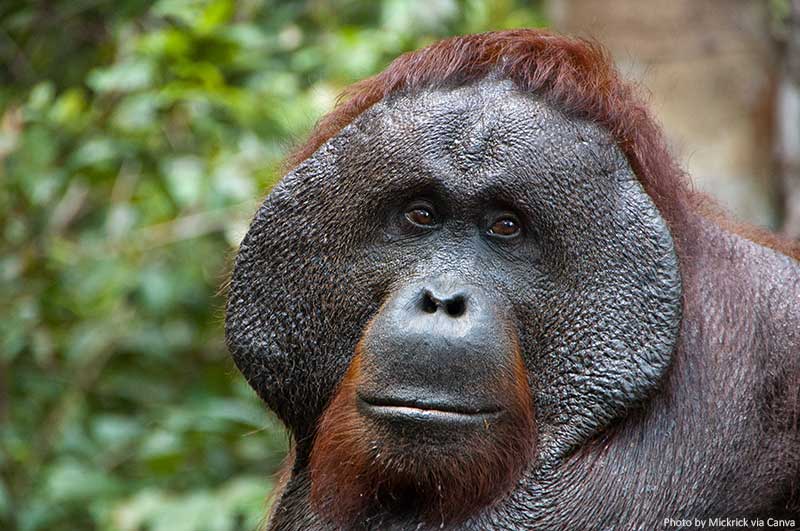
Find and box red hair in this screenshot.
[288,29,799,260]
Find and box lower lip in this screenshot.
[357,399,501,425]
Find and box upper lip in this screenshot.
[357,393,501,416]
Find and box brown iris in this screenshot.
[488,216,520,237]
[405,206,435,227]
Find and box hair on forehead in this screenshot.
[288,29,799,259]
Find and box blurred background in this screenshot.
[1,1,798,530]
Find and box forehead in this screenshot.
[335,78,630,193]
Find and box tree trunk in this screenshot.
[776,0,800,239]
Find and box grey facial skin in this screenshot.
[225,79,800,530]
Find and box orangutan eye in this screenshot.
[405,204,436,227]
[488,215,521,238]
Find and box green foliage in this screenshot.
[0,1,545,529]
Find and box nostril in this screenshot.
[418,289,468,317]
[421,291,438,314]
[445,296,466,318]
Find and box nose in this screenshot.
[355,278,514,416]
[419,288,467,318]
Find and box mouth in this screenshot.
[356,393,501,426]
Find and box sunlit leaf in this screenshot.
[88,61,155,93]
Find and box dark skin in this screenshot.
[226,79,800,530]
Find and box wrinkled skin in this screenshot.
[225,80,800,530]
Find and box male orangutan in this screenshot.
[225,30,800,530]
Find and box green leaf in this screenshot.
[45,460,121,503]
[161,156,206,208]
[88,61,154,93]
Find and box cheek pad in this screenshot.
[225,136,384,442]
